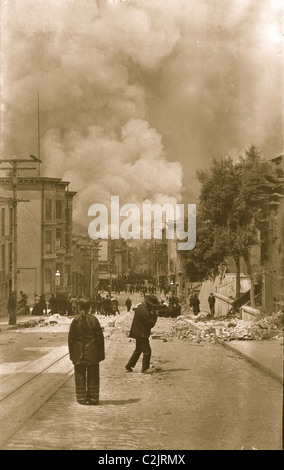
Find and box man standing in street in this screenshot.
[125,294,159,374]
[68,297,105,405]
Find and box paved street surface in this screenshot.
[2,303,282,451]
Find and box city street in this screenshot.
[1,294,282,451]
[1,0,283,457]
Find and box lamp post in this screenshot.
[110,264,113,296]
[108,257,115,295]
[55,270,60,297]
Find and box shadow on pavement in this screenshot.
[99,398,140,405]
[148,368,191,374]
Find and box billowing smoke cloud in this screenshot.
[43,118,183,226]
[1,0,283,229]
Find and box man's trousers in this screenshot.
[74,363,100,405]
[126,337,151,372]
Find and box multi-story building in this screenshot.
[71,236,100,298]
[0,197,13,316]
[97,239,128,291]
[150,226,186,297]
[150,238,168,289]
[167,239,186,298]
[108,238,129,284]
[0,175,76,304]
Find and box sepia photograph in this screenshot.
[0,0,283,453]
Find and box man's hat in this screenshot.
[145,294,160,308]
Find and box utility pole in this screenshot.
[0,155,41,324]
[89,241,101,298]
[37,94,41,176]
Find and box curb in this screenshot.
[217,339,283,385]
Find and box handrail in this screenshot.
[217,279,235,289]
[243,292,262,307]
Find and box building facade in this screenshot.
[72,236,100,298]
[0,176,76,306]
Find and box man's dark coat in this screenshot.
[129,303,158,339]
[68,314,105,365]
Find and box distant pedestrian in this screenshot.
[49,294,57,314]
[208,293,215,317]
[104,295,112,316]
[19,290,29,315]
[38,295,47,315]
[32,294,46,315]
[111,297,120,315]
[70,295,79,316]
[34,293,40,305]
[95,294,102,314]
[125,294,159,373]
[68,297,105,405]
[192,294,200,315]
[125,297,132,312]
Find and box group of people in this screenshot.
[158,294,181,318]
[68,293,160,406]
[91,294,120,316]
[123,283,158,295]
[7,289,124,321]
[7,290,46,324]
[189,292,216,317]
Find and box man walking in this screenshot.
[125,294,159,373]
[125,297,132,312]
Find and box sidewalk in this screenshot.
[185,315,283,384]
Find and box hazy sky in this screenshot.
[1,0,283,228]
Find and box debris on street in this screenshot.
[167,311,284,344]
[7,314,73,330]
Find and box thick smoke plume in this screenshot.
[1,0,283,229]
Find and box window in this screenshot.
[56,200,63,219]
[9,208,12,235]
[44,269,52,294]
[1,208,5,236]
[1,245,5,272]
[45,200,52,221]
[9,243,12,272]
[45,231,52,253]
[55,228,62,248]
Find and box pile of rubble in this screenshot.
[169,311,284,344]
[9,314,72,330]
